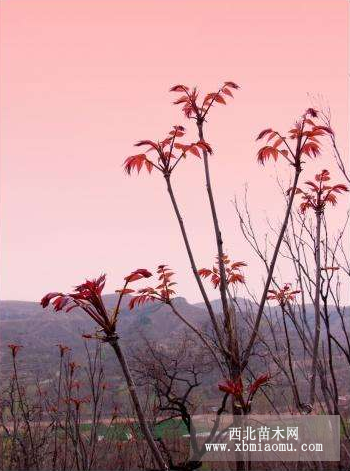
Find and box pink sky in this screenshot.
[1,0,348,303]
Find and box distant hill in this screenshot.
[0,295,210,382]
[0,294,209,346]
[194,298,349,332]
[194,297,256,314]
[1,295,348,387]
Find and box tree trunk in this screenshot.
[108,339,168,470]
[309,210,322,406]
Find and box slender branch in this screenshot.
[168,301,225,374]
[164,174,226,354]
[242,166,302,369]
[197,120,239,376]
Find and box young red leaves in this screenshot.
[41,269,154,337]
[123,126,213,177]
[124,154,153,175]
[267,284,300,307]
[248,373,270,396]
[170,81,239,121]
[198,254,246,289]
[256,108,333,169]
[174,140,213,157]
[41,274,114,334]
[219,377,243,396]
[128,265,176,310]
[218,373,270,412]
[257,145,281,164]
[291,169,348,214]
[124,269,152,283]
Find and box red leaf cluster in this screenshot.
[170,81,239,120]
[41,275,110,332]
[128,265,177,310]
[218,373,270,411]
[124,154,153,175]
[267,284,300,306]
[248,373,270,395]
[218,377,243,397]
[198,254,246,289]
[123,126,213,176]
[124,269,152,283]
[292,169,348,214]
[41,269,158,338]
[256,109,333,168]
[174,140,213,157]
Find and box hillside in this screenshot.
[0,295,209,382]
[1,295,348,391]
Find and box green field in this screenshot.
[79,418,188,441]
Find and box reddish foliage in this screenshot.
[248,373,270,395]
[115,288,135,295]
[267,283,300,306]
[123,126,213,176]
[218,377,243,397]
[198,254,246,289]
[41,292,65,309]
[170,81,239,120]
[128,265,176,309]
[257,146,279,163]
[218,373,270,411]
[123,154,153,175]
[291,169,348,214]
[256,109,333,168]
[41,275,113,332]
[124,269,152,283]
[41,269,157,338]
